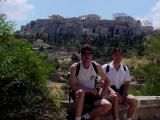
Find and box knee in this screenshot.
[133,98,137,106]
[112,94,119,103]
[129,97,137,107]
[75,89,85,98]
[103,99,112,113]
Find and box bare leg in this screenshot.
[112,95,121,120]
[75,89,85,117]
[89,99,112,119]
[126,94,137,118]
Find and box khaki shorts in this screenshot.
[102,89,113,100]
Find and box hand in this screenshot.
[90,88,99,96]
[104,87,116,95]
[110,91,117,96]
[101,89,106,96]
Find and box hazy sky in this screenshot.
[0,0,160,30]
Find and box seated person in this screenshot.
[70,44,112,120]
[101,48,137,120]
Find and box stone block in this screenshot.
[61,96,160,120]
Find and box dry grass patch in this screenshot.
[122,56,149,69]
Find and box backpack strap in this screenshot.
[106,64,126,73]
[75,62,80,77]
[123,65,126,71]
[75,61,98,88]
[106,64,110,73]
[91,61,98,74]
[76,61,98,76]
[91,61,98,88]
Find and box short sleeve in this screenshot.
[124,66,131,82]
[102,64,107,74]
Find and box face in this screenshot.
[81,50,93,63]
[112,51,122,64]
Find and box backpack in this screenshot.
[106,64,126,73]
[69,61,98,103]
[76,61,98,76]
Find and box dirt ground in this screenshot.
[48,81,65,89]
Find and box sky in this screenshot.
[0,0,160,30]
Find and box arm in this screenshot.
[70,63,80,92]
[123,81,129,96]
[96,63,110,92]
[123,66,131,96]
[108,86,117,94]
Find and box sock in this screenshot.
[127,118,131,120]
[75,117,81,120]
[82,113,90,119]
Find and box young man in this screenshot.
[70,44,112,120]
[102,48,137,120]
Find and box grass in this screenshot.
[122,56,149,69]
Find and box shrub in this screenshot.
[0,14,66,120]
[0,40,49,119]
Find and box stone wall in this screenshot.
[96,96,160,120]
[61,96,160,120]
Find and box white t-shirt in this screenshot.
[77,61,97,89]
[102,61,131,89]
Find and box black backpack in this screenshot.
[76,61,98,76]
[69,61,98,103]
[106,64,126,73]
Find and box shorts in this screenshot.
[71,91,102,106]
[84,93,102,105]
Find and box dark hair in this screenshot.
[81,44,93,54]
[112,48,122,54]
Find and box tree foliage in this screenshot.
[0,13,66,119]
[134,37,160,95]
[0,13,14,42]
[145,37,160,64]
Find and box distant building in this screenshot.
[48,15,64,20]
[113,13,127,19]
[78,14,101,21]
[35,39,49,49]
[142,20,152,26]
[141,20,153,32]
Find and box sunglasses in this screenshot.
[82,51,93,56]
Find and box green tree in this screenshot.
[134,37,160,95]
[0,13,14,42]
[0,14,66,120]
[145,36,160,64]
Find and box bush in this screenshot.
[133,37,160,95]
[0,40,49,119]
[0,14,66,120]
[0,39,67,119]
[135,64,160,95]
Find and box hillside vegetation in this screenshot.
[19,14,157,58]
[0,13,66,120]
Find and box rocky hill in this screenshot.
[19,14,155,58]
[20,14,153,44]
